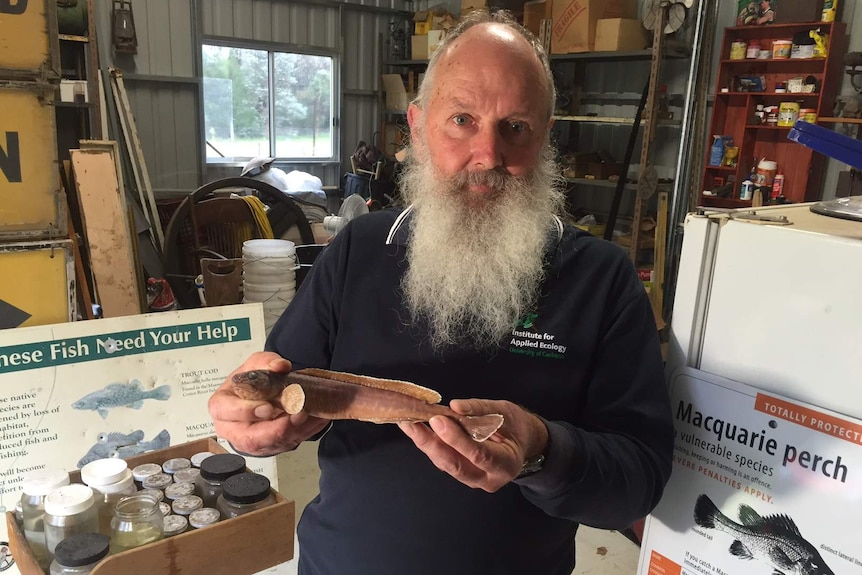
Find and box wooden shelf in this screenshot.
[704,165,737,171]
[725,21,835,32]
[553,115,681,127]
[720,58,825,65]
[550,47,690,62]
[745,124,793,130]
[567,177,672,191]
[59,34,89,43]
[715,91,819,97]
[700,195,753,209]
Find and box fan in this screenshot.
[323,194,370,236]
[642,0,689,35]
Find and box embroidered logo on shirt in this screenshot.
[508,313,566,360]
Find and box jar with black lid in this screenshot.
[215,472,276,519]
[50,533,110,575]
[194,453,246,508]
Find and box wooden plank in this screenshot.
[70,149,142,318]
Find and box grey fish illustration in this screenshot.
[232,368,504,442]
[72,380,172,419]
[693,493,834,575]
[109,429,171,459]
[77,429,146,467]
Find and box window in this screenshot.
[202,43,337,163]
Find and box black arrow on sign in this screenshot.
[0,299,31,329]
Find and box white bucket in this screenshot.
[242,239,297,292]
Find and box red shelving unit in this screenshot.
[701,20,847,207]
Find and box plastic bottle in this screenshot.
[772,171,785,199]
[822,0,837,22]
[709,136,725,166]
[21,469,71,570]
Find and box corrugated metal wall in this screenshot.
[97,0,408,194]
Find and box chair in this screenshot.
[163,177,315,308]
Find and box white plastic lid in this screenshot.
[90,469,135,494]
[44,484,95,516]
[758,160,778,170]
[242,239,296,257]
[22,469,70,497]
[81,458,129,487]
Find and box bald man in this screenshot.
[209,11,673,575]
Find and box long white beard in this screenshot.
[399,142,565,351]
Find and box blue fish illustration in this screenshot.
[72,380,172,419]
[78,429,171,468]
[109,429,171,459]
[77,429,146,467]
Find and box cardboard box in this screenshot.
[428,29,447,56]
[411,34,429,60]
[587,161,623,179]
[551,0,638,54]
[462,0,487,12]
[382,74,410,111]
[59,79,89,103]
[413,11,433,34]
[7,437,295,575]
[594,18,648,52]
[523,0,552,37]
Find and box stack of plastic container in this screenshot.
[242,239,298,334]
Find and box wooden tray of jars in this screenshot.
[6,436,295,575]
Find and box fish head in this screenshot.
[231,370,284,401]
[803,556,835,575]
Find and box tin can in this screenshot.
[799,108,817,123]
[778,102,800,127]
[730,40,747,60]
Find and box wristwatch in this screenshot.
[516,452,546,479]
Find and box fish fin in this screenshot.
[729,540,754,560]
[281,384,306,415]
[295,368,442,404]
[693,494,719,529]
[757,513,803,538]
[460,414,504,442]
[737,504,762,526]
[131,400,144,410]
[98,408,109,419]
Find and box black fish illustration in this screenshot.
[693,494,834,575]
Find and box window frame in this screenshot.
[200,36,341,166]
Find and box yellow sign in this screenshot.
[0,85,64,239]
[0,240,74,328]
[0,0,53,72]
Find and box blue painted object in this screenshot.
[787,120,862,170]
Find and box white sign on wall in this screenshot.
[0,304,273,573]
[639,368,862,575]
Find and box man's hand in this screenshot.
[208,352,330,456]
[398,399,549,492]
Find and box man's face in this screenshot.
[407,29,551,209]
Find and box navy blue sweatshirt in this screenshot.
[266,207,673,575]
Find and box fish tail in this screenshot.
[694,493,720,529]
[281,384,306,414]
[458,414,504,442]
[152,385,172,401]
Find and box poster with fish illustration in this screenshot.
[0,304,277,574]
[638,368,862,575]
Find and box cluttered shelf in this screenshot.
[566,177,672,192]
[549,47,690,62]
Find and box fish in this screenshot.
[77,429,146,467]
[109,429,171,459]
[693,493,834,575]
[231,368,504,442]
[72,380,172,419]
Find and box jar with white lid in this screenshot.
[162,457,192,475]
[44,484,99,559]
[189,507,220,529]
[172,467,200,484]
[163,514,189,537]
[21,468,71,570]
[215,472,276,519]
[49,532,110,575]
[131,463,162,489]
[164,481,196,501]
[195,453,246,508]
[141,472,172,491]
[190,451,215,468]
[109,493,164,553]
[81,459,137,536]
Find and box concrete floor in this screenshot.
[256,441,641,575]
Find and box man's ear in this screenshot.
[407,103,423,137]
